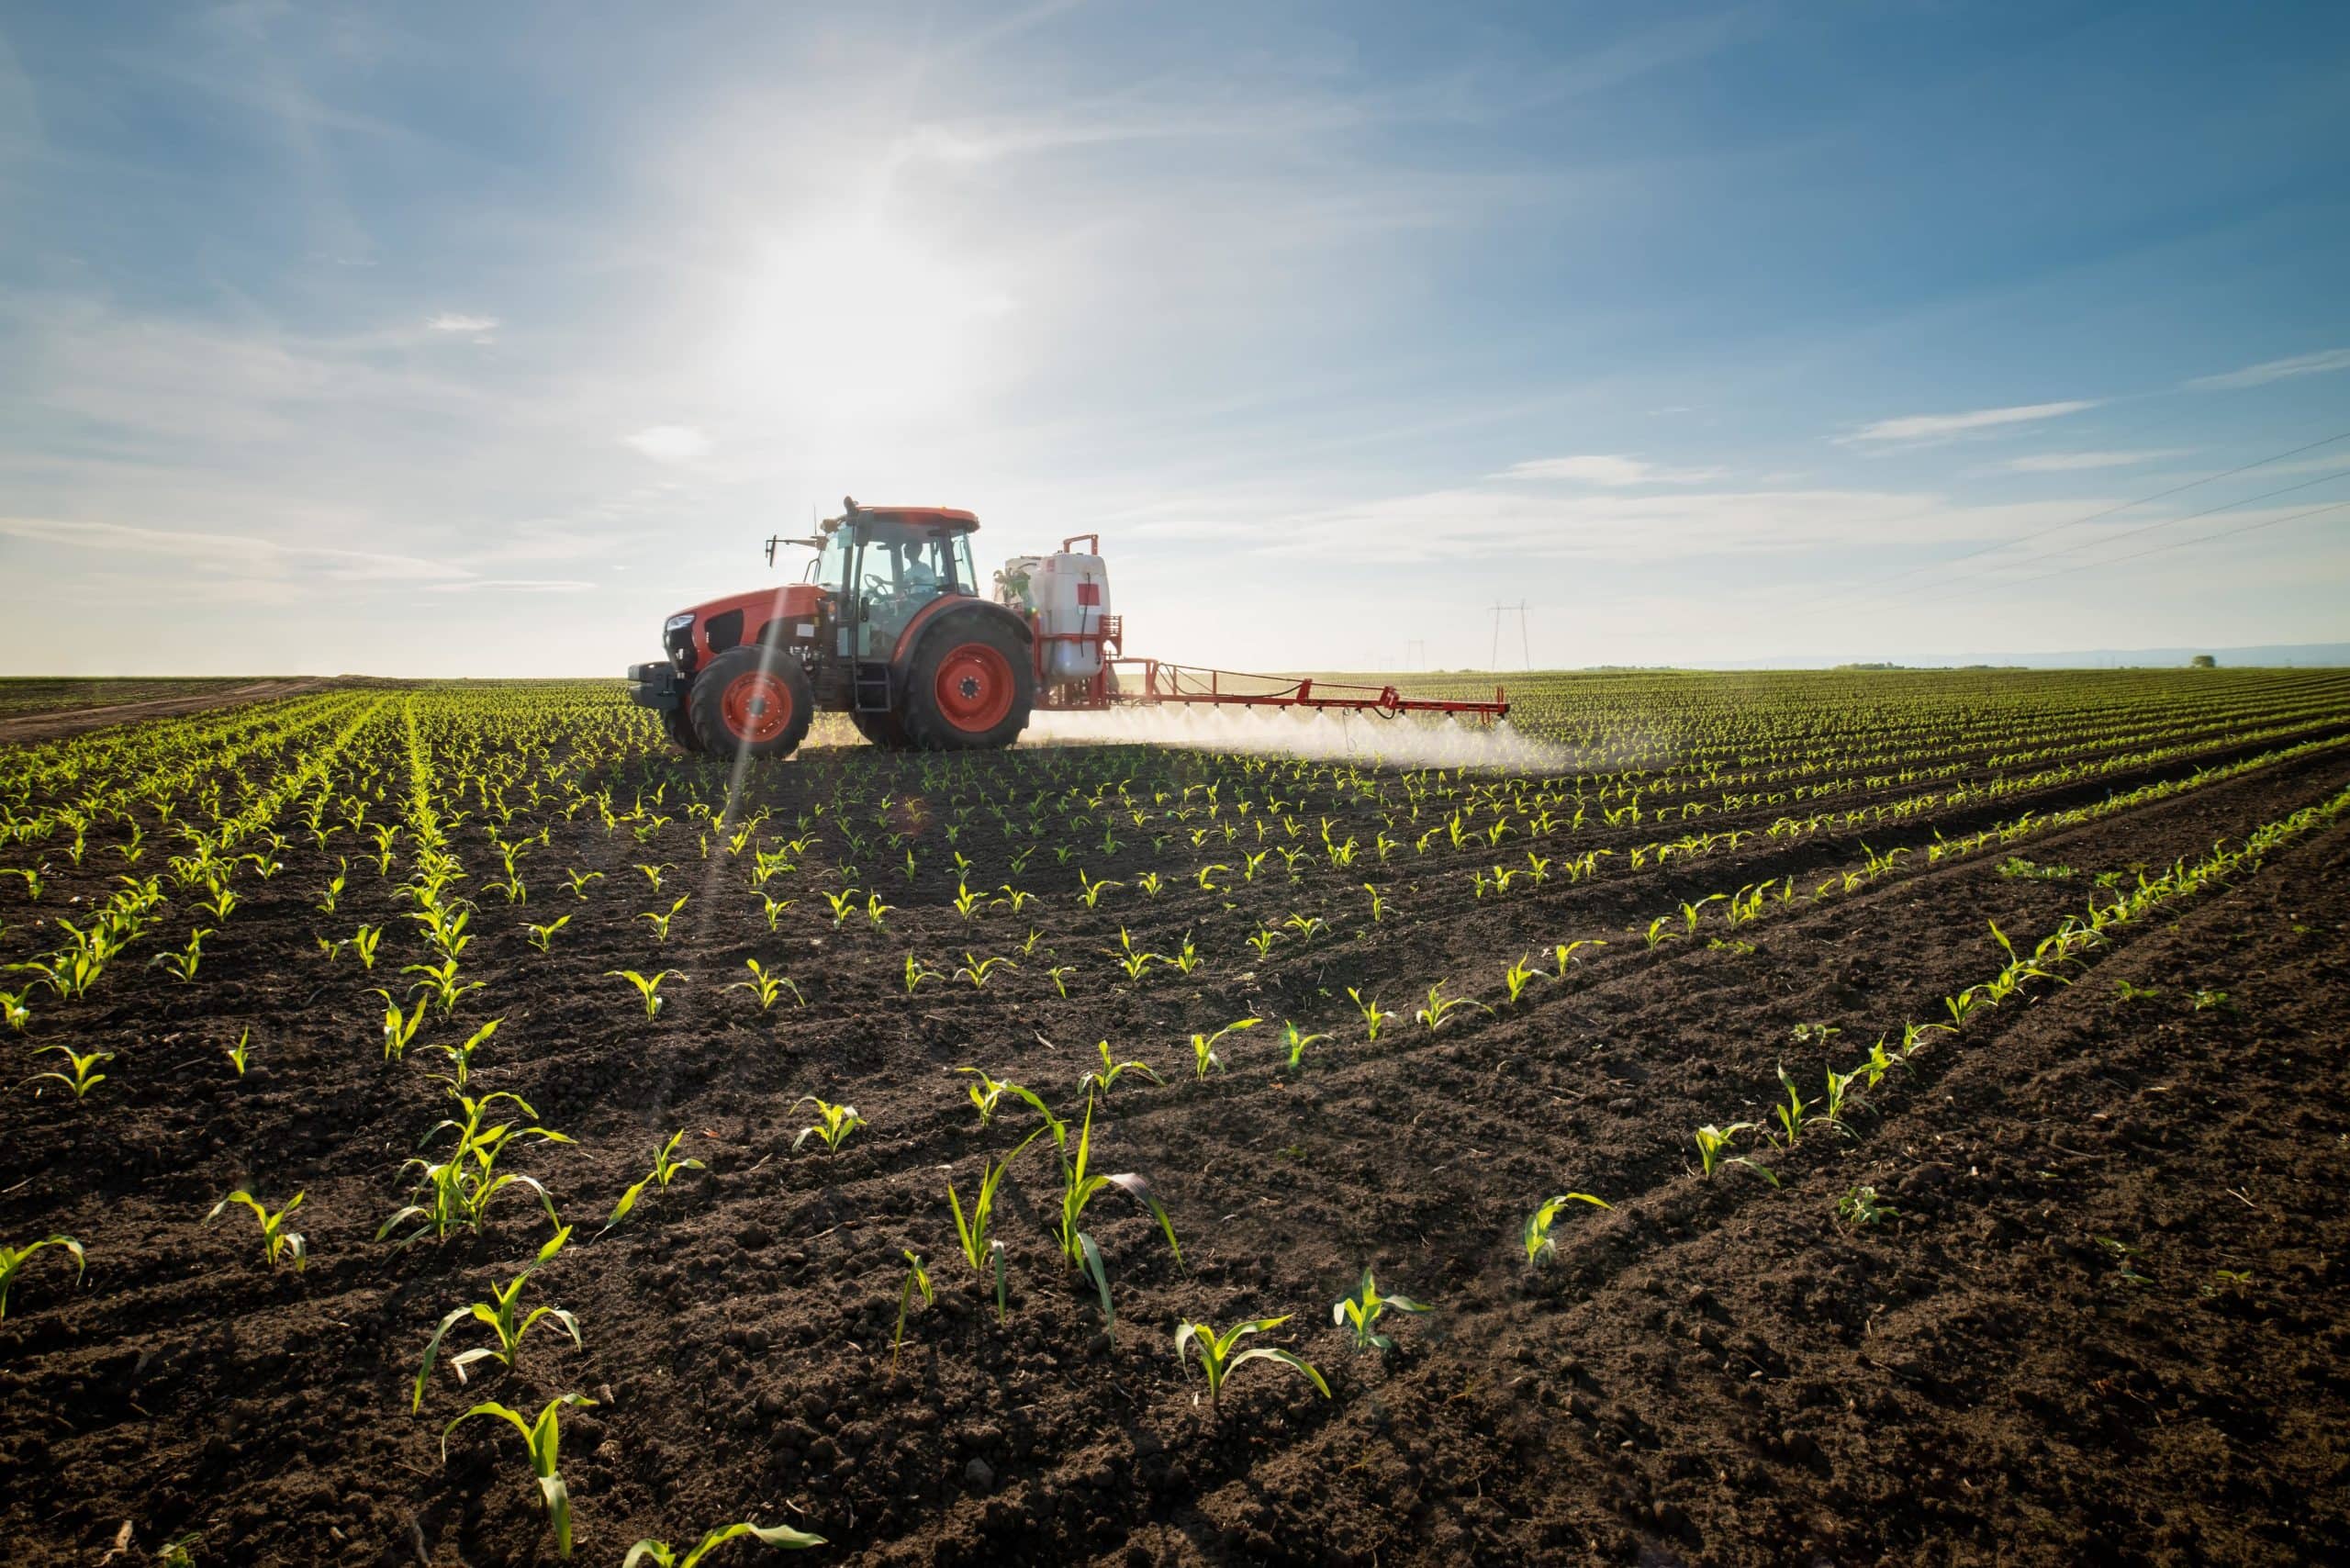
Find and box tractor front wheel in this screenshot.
[662,700,703,754]
[850,708,912,749]
[900,618,1034,750]
[689,646,815,760]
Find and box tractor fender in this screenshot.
[890,596,1034,667]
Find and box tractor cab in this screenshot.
[804,506,983,660]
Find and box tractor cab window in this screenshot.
[849,522,976,656]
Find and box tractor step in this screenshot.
[852,661,894,714]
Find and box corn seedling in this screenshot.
[1104,926,1154,980]
[150,926,215,982]
[792,1096,864,1154]
[893,1249,933,1369]
[1693,1123,1778,1184]
[403,957,484,1017]
[605,1130,706,1231]
[205,1190,307,1271]
[946,1129,1043,1323]
[562,868,602,900]
[1333,1267,1432,1354]
[1190,1017,1260,1080]
[524,914,572,952]
[607,968,682,1021]
[1522,1192,1612,1268]
[441,1394,595,1560]
[372,988,431,1060]
[639,895,689,943]
[413,1255,582,1411]
[352,922,384,969]
[225,1027,252,1076]
[1047,963,1075,998]
[1077,870,1121,908]
[1280,1020,1328,1070]
[1770,1064,1811,1144]
[1175,1316,1330,1407]
[28,1044,112,1100]
[903,954,943,993]
[0,1234,84,1317]
[956,953,1015,990]
[621,1521,826,1565]
[1502,954,1540,1004]
[1056,1097,1182,1329]
[379,1092,573,1247]
[726,958,802,1012]
[636,862,673,892]
[864,892,892,929]
[1348,986,1390,1041]
[1415,982,1489,1033]
[430,1019,501,1094]
[1077,1038,1163,1098]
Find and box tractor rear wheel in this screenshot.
[689,646,815,760]
[900,617,1034,750]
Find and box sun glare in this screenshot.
[725,228,1015,419]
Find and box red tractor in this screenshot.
[627,498,1099,758]
[630,496,1507,759]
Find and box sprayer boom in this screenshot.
[1110,660,1509,722]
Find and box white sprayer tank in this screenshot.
[997,549,1113,682]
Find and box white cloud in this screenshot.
[426,312,498,333]
[2184,348,2350,390]
[1492,454,1725,486]
[429,577,595,593]
[1843,400,2097,443]
[1180,486,2122,566]
[624,424,712,463]
[0,516,470,583]
[2003,449,2188,472]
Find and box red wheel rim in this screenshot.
[720,669,794,743]
[934,643,1014,732]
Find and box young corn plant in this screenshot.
[1414,982,1490,1034]
[441,1394,596,1561]
[0,1234,84,1318]
[1190,1018,1261,1081]
[1522,1192,1612,1268]
[523,914,572,953]
[1056,1097,1183,1331]
[604,1130,707,1232]
[352,922,384,969]
[725,959,802,1012]
[1333,1267,1432,1355]
[413,1256,583,1411]
[955,953,1015,990]
[755,893,793,932]
[1175,1316,1330,1407]
[947,1129,1043,1324]
[205,1190,307,1271]
[225,1027,253,1077]
[379,1092,573,1248]
[372,988,431,1060]
[1693,1123,1778,1185]
[429,1019,501,1095]
[1280,1020,1329,1070]
[607,969,682,1021]
[1077,1039,1164,1099]
[792,1096,865,1155]
[1347,987,1390,1042]
[621,1520,826,1565]
[639,895,689,943]
[893,1249,933,1370]
[28,1044,112,1100]
[1502,954,1541,1005]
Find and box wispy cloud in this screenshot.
[429,577,596,594]
[1843,400,2098,444]
[0,517,471,583]
[427,312,498,333]
[2003,449,2188,473]
[624,425,711,463]
[2184,347,2350,390]
[1492,454,1725,486]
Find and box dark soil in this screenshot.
[4,690,2348,1567]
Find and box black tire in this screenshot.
[662,700,703,754]
[850,708,912,749]
[688,646,816,760]
[899,613,1035,750]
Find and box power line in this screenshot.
[1878,465,2350,599]
[1828,425,2350,600]
[1997,497,2350,588]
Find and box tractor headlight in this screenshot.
[664,613,696,632]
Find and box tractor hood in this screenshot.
[664,582,825,672]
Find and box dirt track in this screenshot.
[0,679,341,745]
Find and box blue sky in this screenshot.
[3,0,2347,675]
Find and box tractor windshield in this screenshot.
[847,521,979,656]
